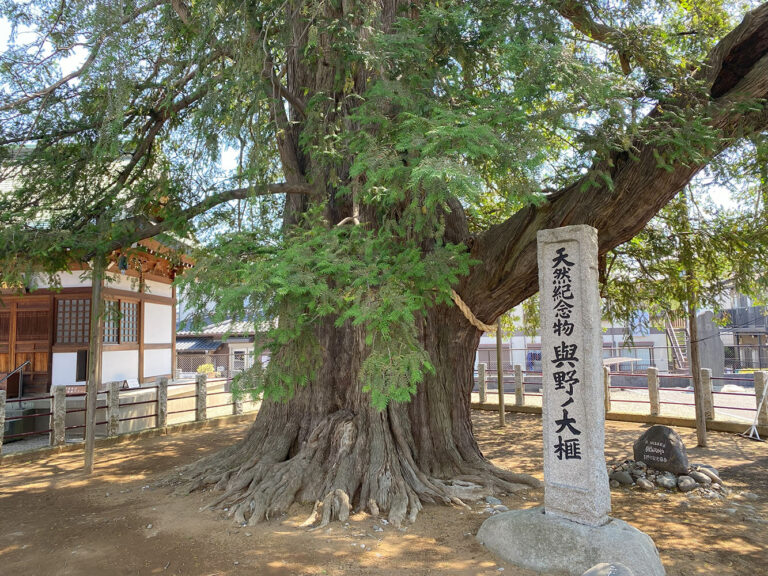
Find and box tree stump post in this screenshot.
[647,367,660,416]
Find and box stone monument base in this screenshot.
[476,507,665,576]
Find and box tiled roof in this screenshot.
[177,319,259,337]
[176,337,219,351]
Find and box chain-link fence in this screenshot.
[176,352,258,380]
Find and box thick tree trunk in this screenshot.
[177,306,538,527]
[176,2,768,526]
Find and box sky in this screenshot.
[0,16,739,210]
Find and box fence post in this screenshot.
[700,368,714,421]
[0,390,6,453]
[233,388,244,415]
[51,386,66,446]
[603,366,611,413]
[755,371,768,427]
[196,373,207,422]
[514,364,524,407]
[157,377,168,428]
[478,363,487,404]
[647,367,660,416]
[107,381,120,437]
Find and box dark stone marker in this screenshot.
[632,425,689,475]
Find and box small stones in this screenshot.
[677,476,697,493]
[636,477,654,492]
[688,470,712,485]
[607,457,730,496]
[609,470,634,485]
[485,496,503,506]
[656,474,677,490]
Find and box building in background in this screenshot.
[176,319,268,379]
[0,239,191,398]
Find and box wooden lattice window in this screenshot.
[103,299,138,344]
[103,301,119,344]
[0,311,9,343]
[120,301,138,343]
[16,310,50,341]
[56,299,90,345]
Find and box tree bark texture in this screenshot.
[178,3,768,524]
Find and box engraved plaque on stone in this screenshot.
[537,225,610,527]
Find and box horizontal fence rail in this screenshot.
[472,362,766,427]
[0,374,259,455]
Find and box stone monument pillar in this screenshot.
[477,225,665,576]
[537,225,609,526]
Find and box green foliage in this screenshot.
[1,0,764,408]
[602,178,768,333]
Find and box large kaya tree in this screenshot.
[2,0,768,525]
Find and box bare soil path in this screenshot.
[1,412,766,575]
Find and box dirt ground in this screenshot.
[1,411,766,576]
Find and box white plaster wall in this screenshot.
[52,353,84,386]
[101,350,139,382]
[33,271,90,289]
[105,272,141,293]
[144,348,172,378]
[145,279,173,298]
[144,303,173,343]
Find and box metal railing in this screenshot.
[2,393,52,442]
[0,360,31,398]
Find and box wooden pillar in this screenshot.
[496,320,505,426]
[8,302,17,387]
[138,287,146,385]
[0,390,6,453]
[171,285,177,378]
[603,366,611,413]
[84,256,106,474]
[647,366,660,417]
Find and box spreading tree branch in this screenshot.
[89,182,316,258]
[465,2,768,323]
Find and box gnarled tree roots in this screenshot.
[171,408,540,528]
